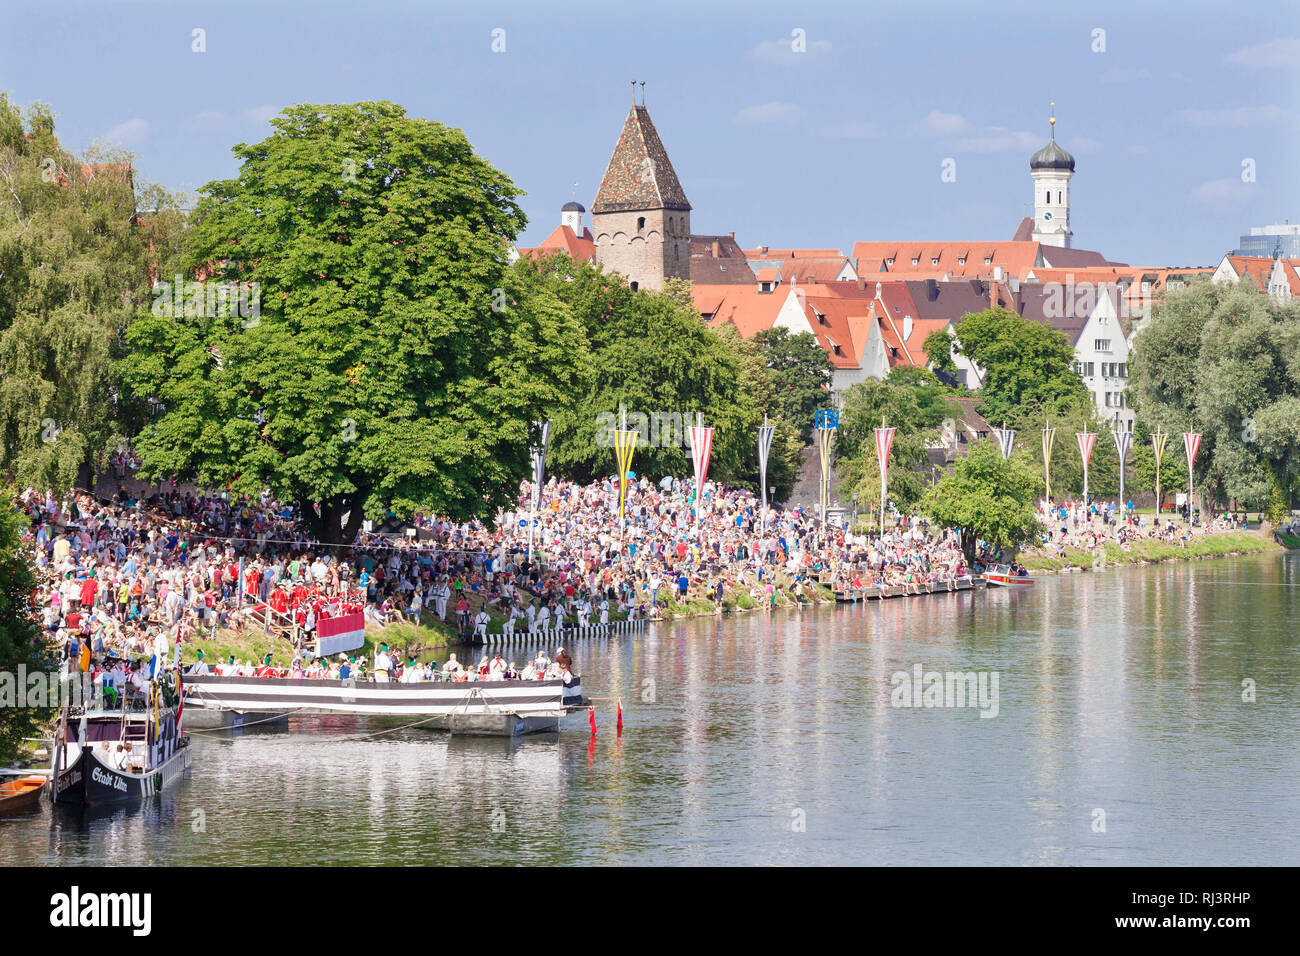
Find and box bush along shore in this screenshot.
[1019,529,1284,574]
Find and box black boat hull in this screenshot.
[54,741,192,806]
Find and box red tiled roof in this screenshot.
[516,224,596,263]
[693,284,789,338]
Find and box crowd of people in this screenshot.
[13,460,1258,683]
[1035,498,1248,565]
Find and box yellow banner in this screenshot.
[614,429,637,522]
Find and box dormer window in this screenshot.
[957,257,966,265]
[911,257,920,266]
[931,257,939,266]
[984,256,993,265]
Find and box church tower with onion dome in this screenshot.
[1030,104,1076,249]
[591,88,692,292]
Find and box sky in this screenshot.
[2,0,1297,267]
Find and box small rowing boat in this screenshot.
[0,775,46,813]
[984,563,1034,588]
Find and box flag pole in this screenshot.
[879,415,887,539]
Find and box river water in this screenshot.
[3,552,1297,866]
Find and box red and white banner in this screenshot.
[1184,432,1201,468]
[875,427,896,472]
[316,611,366,657]
[1076,432,1096,470]
[688,423,714,523]
[875,426,896,515]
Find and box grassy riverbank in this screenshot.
[1020,529,1282,573]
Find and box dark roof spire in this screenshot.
[592,104,691,214]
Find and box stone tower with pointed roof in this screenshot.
[591,105,692,292]
[1030,107,1075,249]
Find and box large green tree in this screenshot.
[953,307,1091,426]
[1129,282,1300,520]
[124,102,588,542]
[0,96,175,491]
[921,439,1041,565]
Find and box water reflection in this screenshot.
[2,553,1297,865]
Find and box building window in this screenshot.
[984,256,993,265]
[1105,392,1113,407]
[887,258,895,265]
[630,281,639,292]
[957,257,966,265]
[1085,362,1095,377]
[931,257,939,265]
[911,257,920,265]
[1045,191,1050,204]
[1117,363,1127,378]
[1095,339,1111,352]
[637,217,646,232]
[1057,191,1063,204]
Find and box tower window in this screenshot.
[637,217,646,232]
[1046,191,1050,204]
[1057,191,1063,204]
[630,281,639,292]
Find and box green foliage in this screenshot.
[838,367,948,516]
[0,500,56,766]
[752,326,835,443]
[953,307,1091,426]
[922,327,958,378]
[0,94,180,491]
[1129,282,1300,519]
[921,440,1040,563]
[123,102,588,541]
[513,255,762,491]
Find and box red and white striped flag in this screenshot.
[316,611,366,657]
[1184,432,1201,468]
[1076,431,1096,470]
[875,427,896,472]
[688,422,714,523]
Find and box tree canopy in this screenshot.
[953,306,1092,427]
[921,439,1041,564]
[0,95,177,491]
[123,102,588,541]
[1128,281,1300,520]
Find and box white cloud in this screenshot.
[824,120,877,139]
[734,102,799,126]
[749,35,832,64]
[102,118,149,146]
[245,105,279,124]
[1099,67,1151,83]
[1177,105,1297,128]
[920,109,970,135]
[954,127,1042,153]
[1190,178,1255,204]
[1224,37,1300,69]
[183,110,231,132]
